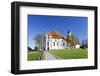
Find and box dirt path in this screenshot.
[43,51,56,60]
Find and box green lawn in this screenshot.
[28,51,42,61]
[49,49,88,59]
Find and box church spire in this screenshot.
[67,30,70,33]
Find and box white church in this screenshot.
[37,30,80,51]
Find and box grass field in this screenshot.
[28,51,42,61]
[49,49,88,59]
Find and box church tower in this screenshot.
[67,30,72,36]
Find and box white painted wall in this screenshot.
[45,34,66,50]
[0,0,99,76]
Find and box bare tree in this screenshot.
[66,34,79,48]
[34,34,43,50]
[80,39,88,49]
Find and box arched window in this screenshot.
[53,42,55,46]
[47,42,49,46]
[63,42,65,46]
[61,40,63,46]
[57,42,58,46]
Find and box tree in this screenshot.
[66,34,79,48]
[28,46,33,52]
[34,46,38,51]
[34,34,43,50]
[80,39,88,49]
[71,35,79,46]
[85,39,88,48]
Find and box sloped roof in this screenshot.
[47,31,65,40]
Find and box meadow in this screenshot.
[49,49,88,59]
[28,51,42,61]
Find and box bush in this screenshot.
[34,46,38,51]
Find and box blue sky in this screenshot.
[28,15,88,49]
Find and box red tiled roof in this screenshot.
[47,31,65,39]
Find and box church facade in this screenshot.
[39,31,80,51]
